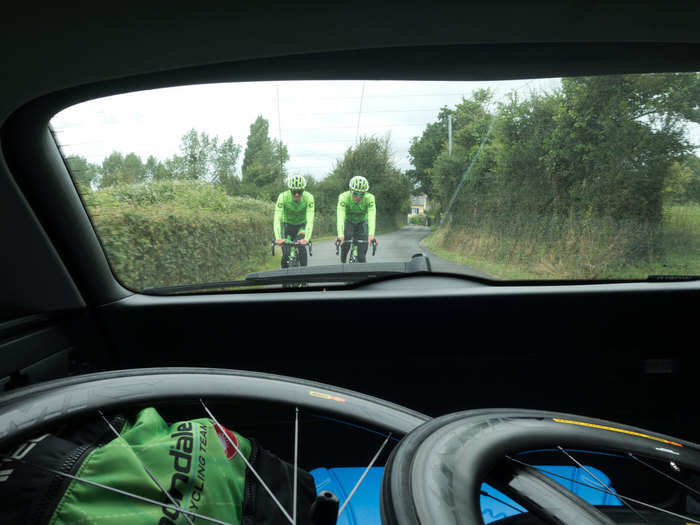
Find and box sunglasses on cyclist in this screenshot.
[352,191,365,197]
[292,190,304,196]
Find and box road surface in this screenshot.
[307,226,494,279]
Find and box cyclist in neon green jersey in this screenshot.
[337,175,377,263]
[274,174,315,267]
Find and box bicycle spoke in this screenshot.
[307,413,401,442]
[98,411,196,525]
[506,455,699,523]
[337,432,392,518]
[557,446,650,524]
[200,399,295,525]
[2,454,234,525]
[627,452,700,498]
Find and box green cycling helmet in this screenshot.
[287,174,307,191]
[349,175,369,193]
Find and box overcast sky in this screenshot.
[51,78,698,181]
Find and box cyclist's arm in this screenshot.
[305,193,315,241]
[337,193,346,237]
[273,193,285,239]
[367,194,376,237]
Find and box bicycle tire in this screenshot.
[348,241,358,264]
[0,367,430,447]
[292,245,304,268]
[381,409,700,525]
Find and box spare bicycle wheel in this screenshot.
[381,409,700,525]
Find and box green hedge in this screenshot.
[409,213,435,226]
[83,180,405,290]
[85,181,273,290]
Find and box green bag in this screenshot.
[3,407,316,525]
[52,407,251,524]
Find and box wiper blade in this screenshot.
[144,254,432,294]
[646,275,700,282]
[245,254,431,285]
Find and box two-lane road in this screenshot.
[308,226,494,279]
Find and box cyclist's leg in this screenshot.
[280,223,292,268]
[296,224,308,266]
[297,244,307,266]
[340,220,353,263]
[357,221,369,263]
[284,223,305,269]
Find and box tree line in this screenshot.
[68,115,286,199]
[407,73,699,264]
[68,115,411,232]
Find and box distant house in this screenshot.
[409,193,428,215]
[407,193,429,223]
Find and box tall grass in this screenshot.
[428,205,700,280]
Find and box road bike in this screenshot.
[335,238,377,263]
[273,239,313,269]
[272,239,313,288]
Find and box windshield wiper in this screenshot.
[646,275,700,282]
[144,254,432,294]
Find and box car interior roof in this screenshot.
[1,2,699,442]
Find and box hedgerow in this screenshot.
[84,180,273,290]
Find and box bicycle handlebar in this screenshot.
[271,240,313,256]
[335,238,378,256]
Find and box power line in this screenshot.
[279,91,469,102]
[355,81,366,145]
[279,107,451,116]
[276,84,283,143]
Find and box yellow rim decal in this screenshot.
[309,391,346,403]
[553,418,683,448]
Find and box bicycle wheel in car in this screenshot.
[0,368,429,525]
[381,409,700,525]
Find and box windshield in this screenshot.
[50,75,700,292]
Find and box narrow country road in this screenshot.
[307,226,495,280]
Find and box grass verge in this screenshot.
[424,205,700,280]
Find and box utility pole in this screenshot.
[448,115,453,156]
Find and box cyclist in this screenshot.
[336,175,377,263]
[274,175,314,267]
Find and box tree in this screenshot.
[318,135,411,231]
[428,89,496,216]
[212,137,242,195]
[543,74,698,225]
[66,155,100,192]
[663,161,693,204]
[683,154,700,203]
[408,107,454,198]
[99,152,146,188]
[156,129,242,188]
[240,116,288,200]
[145,155,172,181]
[167,129,215,180]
